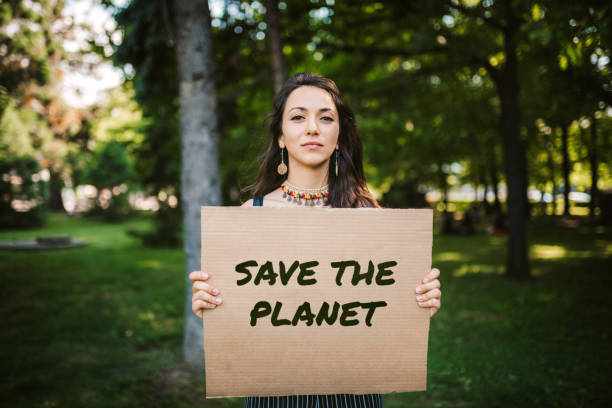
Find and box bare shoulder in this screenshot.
[263,188,288,207]
[241,198,254,207]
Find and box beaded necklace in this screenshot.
[281,181,329,206]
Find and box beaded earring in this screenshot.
[277,147,288,175]
[335,148,339,176]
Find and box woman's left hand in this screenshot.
[415,268,441,317]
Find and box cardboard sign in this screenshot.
[201,207,432,398]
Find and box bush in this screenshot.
[0,155,48,229]
[84,140,136,221]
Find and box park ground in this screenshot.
[1,213,611,408]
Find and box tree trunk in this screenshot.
[523,127,532,220]
[561,124,571,216]
[175,0,222,367]
[496,23,529,278]
[439,166,448,207]
[265,0,286,94]
[589,113,599,218]
[546,137,557,216]
[480,166,489,208]
[48,169,64,211]
[488,143,501,214]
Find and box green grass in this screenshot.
[1,213,611,407]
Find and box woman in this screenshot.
[189,73,441,408]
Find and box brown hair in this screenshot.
[243,72,379,208]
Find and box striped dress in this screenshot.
[244,195,383,408]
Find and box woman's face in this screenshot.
[278,85,340,171]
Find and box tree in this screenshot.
[174,0,222,366]
[264,0,287,94]
[84,140,135,220]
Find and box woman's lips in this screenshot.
[302,142,322,149]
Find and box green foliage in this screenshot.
[128,204,183,248]
[109,0,612,233]
[85,140,135,190]
[0,155,48,228]
[0,0,62,93]
[84,140,136,221]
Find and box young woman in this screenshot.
[189,73,442,408]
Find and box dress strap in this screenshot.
[253,196,264,206]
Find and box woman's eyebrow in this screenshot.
[289,107,336,114]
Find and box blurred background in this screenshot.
[1,0,611,407]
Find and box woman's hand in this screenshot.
[415,268,441,317]
[189,271,223,319]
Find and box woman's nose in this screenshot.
[306,116,319,135]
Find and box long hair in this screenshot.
[243,72,379,208]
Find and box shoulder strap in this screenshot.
[253,196,264,206]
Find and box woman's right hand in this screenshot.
[189,271,223,319]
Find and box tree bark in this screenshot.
[488,142,501,214]
[175,0,222,367]
[496,22,529,278]
[439,165,448,206]
[546,136,557,216]
[265,0,286,94]
[589,114,599,218]
[48,169,64,211]
[561,124,571,216]
[480,166,489,208]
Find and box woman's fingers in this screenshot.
[416,268,441,317]
[192,290,223,319]
[192,280,219,295]
[416,288,441,302]
[192,299,216,318]
[417,297,441,314]
[422,268,440,283]
[193,290,223,307]
[189,270,209,282]
[192,303,204,319]
[415,278,440,294]
[189,270,221,319]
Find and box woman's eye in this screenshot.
[291,115,304,120]
[321,116,334,122]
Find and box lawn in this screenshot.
[1,213,610,407]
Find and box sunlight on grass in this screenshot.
[530,243,607,259]
[452,264,503,277]
[531,244,567,259]
[435,251,465,262]
[595,240,612,255]
[138,259,164,269]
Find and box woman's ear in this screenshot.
[278,135,286,149]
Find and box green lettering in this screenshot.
[271,301,291,326]
[331,260,359,286]
[351,261,374,286]
[235,260,257,286]
[361,301,388,326]
[254,261,278,285]
[297,261,318,285]
[249,301,271,326]
[376,261,396,285]
[340,301,361,326]
[279,261,300,285]
[292,302,315,326]
[315,301,340,325]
